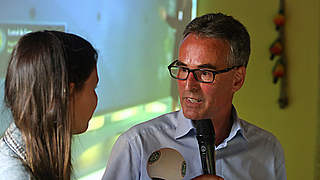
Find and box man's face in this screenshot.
[177,33,237,120]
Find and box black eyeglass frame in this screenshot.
[168,60,241,83]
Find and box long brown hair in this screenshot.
[4,31,97,179]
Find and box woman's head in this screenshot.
[5,30,98,134]
[52,31,99,134]
[4,30,98,179]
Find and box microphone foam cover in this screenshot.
[147,148,186,180]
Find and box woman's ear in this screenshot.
[69,82,75,96]
[232,66,246,93]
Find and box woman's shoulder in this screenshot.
[0,138,32,180]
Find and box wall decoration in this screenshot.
[269,0,288,109]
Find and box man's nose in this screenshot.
[185,72,200,90]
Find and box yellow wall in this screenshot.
[197,0,320,179]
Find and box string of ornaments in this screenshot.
[269,0,288,109]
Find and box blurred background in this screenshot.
[0,0,319,180]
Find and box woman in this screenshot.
[0,30,98,179]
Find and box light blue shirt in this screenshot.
[102,107,286,180]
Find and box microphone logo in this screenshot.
[148,151,161,164]
[200,145,207,152]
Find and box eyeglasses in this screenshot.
[168,60,240,83]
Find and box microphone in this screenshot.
[192,119,216,175]
[147,148,186,180]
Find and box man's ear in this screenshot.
[232,66,246,93]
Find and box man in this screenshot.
[102,13,286,180]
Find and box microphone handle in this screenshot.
[196,134,216,175]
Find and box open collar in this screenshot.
[174,106,248,146]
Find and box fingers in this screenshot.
[192,174,224,180]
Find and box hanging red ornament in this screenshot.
[269,41,283,60]
[273,13,285,30]
[272,61,285,84]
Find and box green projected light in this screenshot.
[0,29,5,54]
[86,116,105,132]
[111,107,138,122]
[72,96,177,179]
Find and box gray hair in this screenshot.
[183,13,251,67]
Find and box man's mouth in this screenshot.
[186,97,202,103]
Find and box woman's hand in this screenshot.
[192,174,224,180]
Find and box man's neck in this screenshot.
[212,106,233,146]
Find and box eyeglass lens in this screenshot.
[170,67,214,82]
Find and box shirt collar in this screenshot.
[174,106,248,145]
[216,106,248,149]
[3,122,27,161]
[175,110,195,139]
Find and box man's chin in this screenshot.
[182,110,205,120]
